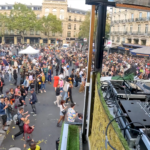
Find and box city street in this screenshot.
[0,73,84,150]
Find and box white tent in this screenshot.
[19,46,40,54]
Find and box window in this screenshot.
[138,24,141,33]
[123,25,125,31]
[118,26,119,32]
[52,9,57,15]
[60,9,64,13]
[79,17,82,21]
[52,33,55,36]
[68,24,71,29]
[74,32,76,37]
[60,33,62,37]
[10,30,14,34]
[36,31,40,35]
[147,12,150,19]
[30,30,34,35]
[67,31,71,37]
[125,14,126,20]
[131,13,134,19]
[74,24,76,30]
[130,25,132,33]
[69,16,71,21]
[60,15,64,20]
[114,8,116,13]
[145,24,148,34]
[45,8,49,13]
[5,7,8,10]
[122,37,125,42]
[139,12,142,19]
[74,17,76,21]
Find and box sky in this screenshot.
[0,0,91,11]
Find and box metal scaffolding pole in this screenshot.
[82,5,95,142]
[95,4,107,72]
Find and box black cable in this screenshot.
[105,115,127,150]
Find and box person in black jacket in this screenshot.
[13,68,17,85]
[55,64,59,76]
[29,90,37,115]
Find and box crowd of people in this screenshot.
[102,51,150,79]
[0,43,88,149]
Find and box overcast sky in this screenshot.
[0,0,91,11]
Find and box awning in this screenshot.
[19,46,39,54]
[131,46,150,56]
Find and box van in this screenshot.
[62,44,69,49]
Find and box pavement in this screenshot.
[0,71,84,150]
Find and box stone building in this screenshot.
[110,8,150,46]
[0,0,87,45]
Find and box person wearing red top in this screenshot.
[23,119,34,148]
[53,76,59,91]
[0,78,3,94]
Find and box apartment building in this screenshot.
[0,0,86,45]
[110,8,150,46]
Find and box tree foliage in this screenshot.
[0,13,8,37]
[7,3,37,42]
[78,11,110,40]
[38,13,62,40]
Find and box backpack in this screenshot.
[13,114,19,125]
[14,96,21,107]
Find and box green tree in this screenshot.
[7,3,37,43]
[38,13,62,42]
[0,13,8,41]
[78,12,110,40]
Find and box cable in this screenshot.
[105,115,127,150]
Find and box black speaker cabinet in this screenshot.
[86,0,107,5]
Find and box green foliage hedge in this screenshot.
[67,125,79,150]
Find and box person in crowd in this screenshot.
[0,97,7,130]
[57,100,68,127]
[41,72,46,93]
[23,118,35,148]
[54,84,62,106]
[63,79,70,100]
[5,97,12,122]
[13,67,18,85]
[28,141,42,150]
[23,76,30,93]
[29,89,37,115]
[0,77,4,94]
[79,74,85,93]
[48,66,52,84]
[21,84,27,102]
[53,76,59,91]
[75,113,83,123]
[67,103,78,122]
[66,84,75,104]
[12,107,30,140]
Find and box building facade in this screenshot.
[110,8,150,46]
[0,0,86,45]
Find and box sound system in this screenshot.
[102,79,150,149]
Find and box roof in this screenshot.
[131,46,150,55]
[67,7,87,15]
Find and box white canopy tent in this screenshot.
[19,46,40,54]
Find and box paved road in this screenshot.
[0,74,84,150]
